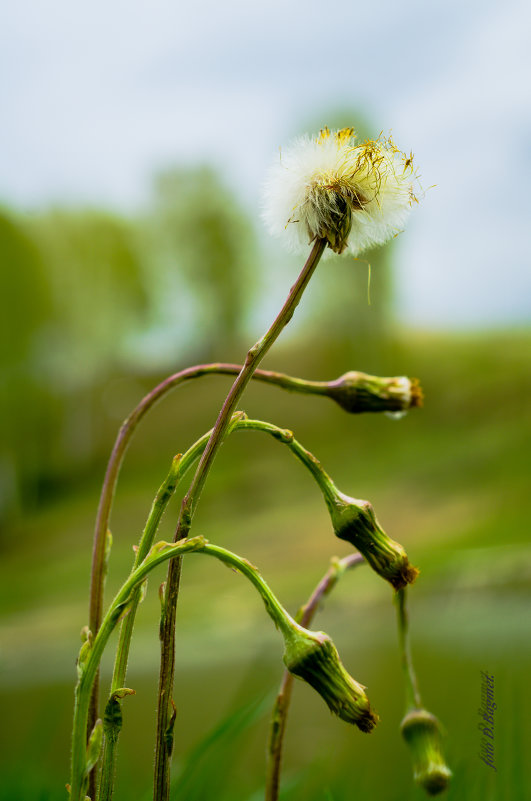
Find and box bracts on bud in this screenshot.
[283,627,378,733]
[326,372,423,415]
[283,436,418,591]
[401,709,452,795]
[326,489,419,590]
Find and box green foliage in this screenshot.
[0,210,61,517]
[0,206,151,520]
[27,208,149,387]
[0,168,258,518]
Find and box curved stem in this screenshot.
[72,538,205,801]
[88,359,419,768]
[87,349,374,757]
[97,416,243,800]
[154,238,327,801]
[87,361,319,748]
[265,553,363,801]
[89,360,334,638]
[181,239,327,519]
[71,536,302,801]
[97,457,180,800]
[297,554,364,628]
[234,418,337,506]
[396,588,422,711]
[98,410,357,799]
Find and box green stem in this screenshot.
[88,355,399,769]
[86,363,304,758]
[199,542,299,637]
[97,416,244,800]
[97,459,180,800]
[97,406,378,799]
[109,412,345,722]
[88,361,419,784]
[180,239,327,519]
[98,734,116,801]
[396,588,422,711]
[70,536,301,801]
[154,238,327,801]
[265,553,363,801]
[234,418,337,506]
[109,414,247,689]
[72,538,203,801]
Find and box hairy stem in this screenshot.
[97,415,244,800]
[265,553,363,801]
[234,418,336,505]
[98,409,368,799]
[87,362,314,750]
[87,358,410,762]
[396,588,422,710]
[71,536,303,801]
[72,538,205,801]
[97,457,180,800]
[88,361,419,775]
[154,238,327,801]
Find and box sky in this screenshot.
[2,0,530,328]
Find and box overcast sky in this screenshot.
[2,0,530,328]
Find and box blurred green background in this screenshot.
[1,127,530,800]
[0,150,531,801]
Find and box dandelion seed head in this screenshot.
[262,127,418,256]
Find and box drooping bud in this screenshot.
[283,627,378,733]
[325,489,418,590]
[194,539,377,732]
[326,372,423,415]
[401,709,452,795]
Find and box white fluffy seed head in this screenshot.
[262,127,418,256]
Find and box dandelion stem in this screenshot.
[98,407,388,798]
[97,414,244,801]
[87,363,313,758]
[97,456,181,800]
[154,237,327,801]
[234,417,337,501]
[86,358,412,780]
[72,537,205,801]
[71,536,306,801]
[265,553,363,801]
[396,588,422,710]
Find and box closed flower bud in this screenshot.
[401,709,452,795]
[326,490,418,590]
[327,372,423,415]
[283,628,378,733]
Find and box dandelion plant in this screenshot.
[69,126,450,801]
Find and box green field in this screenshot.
[1,330,530,800]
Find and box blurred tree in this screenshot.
[149,166,258,361]
[28,209,149,387]
[0,210,59,519]
[1,166,260,514]
[0,208,151,520]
